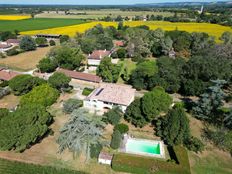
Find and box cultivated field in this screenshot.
[0,47,52,71]
[0,18,87,32]
[36,9,174,19]
[0,15,31,20]
[21,21,232,41]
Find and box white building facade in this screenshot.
[83,83,135,113]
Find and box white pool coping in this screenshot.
[120,136,165,159]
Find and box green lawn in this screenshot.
[117,59,137,84]
[0,158,85,174]
[0,18,87,32]
[189,151,232,174]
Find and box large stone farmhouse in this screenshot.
[88,50,111,66]
[84,83,135,112]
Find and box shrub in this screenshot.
[20,84,59,107]
[35,37,48,47]
[6,47,20,56]
[63,99,83,114]
[90,143,103,159]
[184,136,204,153]
[117,48,126,58]
[9,75,45,95]
[37,58,58,73]
[82,87,94,96]
[104,107,123,125]
[0,52,6,58]
[60,35,70,43]
[48,72,71,91]
[20,35,36,51]
[0,87,10,99]
[110,130,122,149]
[0,80,8,87]
[114,123,129,134]
[49,40,56,46]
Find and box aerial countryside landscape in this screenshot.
[0,0,232,173]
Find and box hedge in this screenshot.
[112,146,191,174]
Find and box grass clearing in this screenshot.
[0,46,52,71]
[0,94,19,109]
[0,18,87,32]
[21,21,232,41]
[189,149,232,174]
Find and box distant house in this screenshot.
[0,69,20,81]
[84,83,135,112]
[98,152,113,165]
[169,48,176,59]
[88,50,111,66]
[57,68,102,83]
[6,39,20,47]
[0,43,12,53]
[114,40,124,47]
[35,34,62,39]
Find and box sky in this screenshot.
[0,0,229,5]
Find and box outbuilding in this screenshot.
[98,152,113,165]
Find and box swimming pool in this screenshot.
[123,138,165,158]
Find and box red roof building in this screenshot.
[0,70,20,81]
[88,50,111,60]
[6,39,20,45]
[114,40,124,47]
[57,68,102,83]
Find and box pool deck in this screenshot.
[120,134,166,159]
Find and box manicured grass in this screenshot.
[0,18,87,32]
[82,87,94,96]
[0,158,85,174]
[112,146,191,174]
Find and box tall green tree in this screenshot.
[193,80,226,124]
[0,104,52,152]
[141,87,172,121]
[124,98,147,128]
[96,57,122,83]
[48,72,71,91]
[158,104,190,146]
[129,60,158,90]
[9,75,45,95]
[20,36,36,51]
[57,108,105,161]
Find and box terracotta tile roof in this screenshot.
[98,152,113,161]
[6,39,20,44]
[0,44,11,49]
[0,70,20,81]
[114,40,124,47]
[88,50,111,60]
[57,68,102,83]
[87,83,135,106]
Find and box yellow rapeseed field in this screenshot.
[21,21,232,41]
[0,15,31,20]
